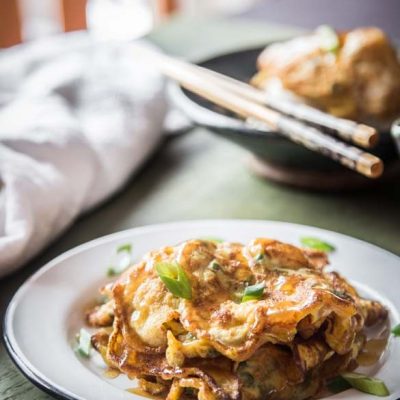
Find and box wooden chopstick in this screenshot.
[195,66,379,149]
[138,48,383,179]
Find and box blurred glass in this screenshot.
[19,0,61,40]
[86,0,154,41]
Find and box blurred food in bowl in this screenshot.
[251,27,400,124]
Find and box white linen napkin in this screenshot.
[0,32,167,277]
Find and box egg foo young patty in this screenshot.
[87,238,387,400]
[251,27,400,121]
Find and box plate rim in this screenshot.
[3,219,400,400]
[2,331,78,400]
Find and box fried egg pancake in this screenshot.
[251,27,400,121]
[88,238,387,400]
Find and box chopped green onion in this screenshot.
[156,262,192,300]
[300,237,335,252]
[107,243,133,277]
[341,372,389,397]
[332,290,351,301]
[317,25,340,53]
[391,323,400,337]
[186,332,196,341]
[107,266,121,277]
[327,376,351,394]
[209,261,220,271]
[117,243,132,254]
[241,282,265,303]
[77,328,92,358]
[255,253,264,262]
[201,237,224,243]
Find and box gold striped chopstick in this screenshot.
[138,49,383,179]
[195,66,379,149]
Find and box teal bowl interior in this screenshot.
[169,47,398,172]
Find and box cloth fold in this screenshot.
[0,33,167,277]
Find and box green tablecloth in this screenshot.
[1,16,399,400]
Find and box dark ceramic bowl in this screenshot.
[169,47,398,172]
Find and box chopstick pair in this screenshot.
[197,66,379,149]
[138,48,383,179]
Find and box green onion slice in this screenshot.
[327,376,352,393]
[341,372,390,397]
[391,323,400,337]
[300,237,335,252]
[241,282,265,303]
[209,261,220,271]
[201,237,224,243]
[255,253,264,262]
[317,24,340,53]
[107,243,133,277]
[156,262,192,300]
[116,243,132,254]
[77,328,92,358]
[332,289,351,301]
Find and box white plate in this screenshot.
[4,220,400,400]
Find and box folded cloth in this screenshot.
[0,32,167,277]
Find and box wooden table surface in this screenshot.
[1,16,400,400]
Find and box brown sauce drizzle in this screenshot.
[356,322,390,367]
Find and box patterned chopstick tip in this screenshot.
[357,153,384,178]
[353,125,379,148]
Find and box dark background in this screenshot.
[242,0,400,40]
